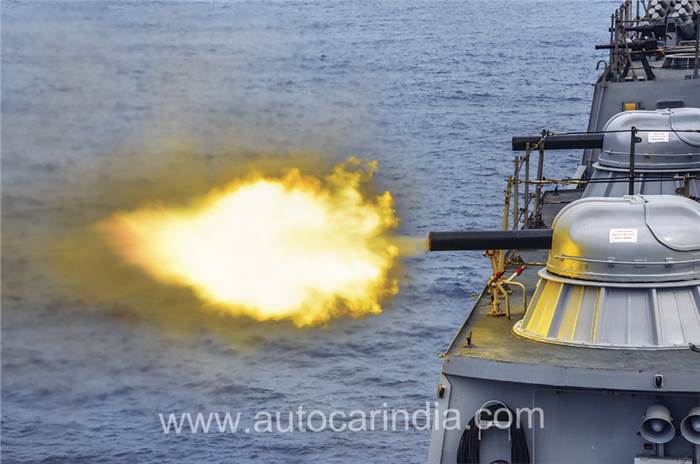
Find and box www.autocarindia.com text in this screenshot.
[158,402,544,434]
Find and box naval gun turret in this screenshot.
[430,194,700,349]
[584,108,700,198]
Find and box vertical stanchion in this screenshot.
[512,156,520,229]
[502,176,512,232]
[523,148,530,228]
[694,15,699,79]
[534,132,546,225]
[501,177,512,270]
[629,127,641,195]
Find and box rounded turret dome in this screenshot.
[515,195,700,349]
[597,108,700,171]
[546,195,700,283]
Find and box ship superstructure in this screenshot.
[427,1,700,463]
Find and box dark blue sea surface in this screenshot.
[2,1,612,462]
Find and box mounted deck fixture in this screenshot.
[640,404,676,444]
[584,108,700,198]
[680,407,700,445]
[514,195,700,349]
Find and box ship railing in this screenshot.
[507,128,700,232]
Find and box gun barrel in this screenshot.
[428,229,553,251]
[511,133,604,151]
[595,38,658,50]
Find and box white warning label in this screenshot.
[648,131,669,143]
[609,228,638,243]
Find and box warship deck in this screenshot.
[443,189,700,393]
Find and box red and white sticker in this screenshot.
[648,131,669,143]
[609,228,638,243]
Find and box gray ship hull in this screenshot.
[428,202,700,462]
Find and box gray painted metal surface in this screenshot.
[583,108,700,199]
[517,195,700,348]
[515,272,700,348]
[547,195,700,283]
[429,375,699,464]
[597,109,700,171]
[583,168,700,197]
